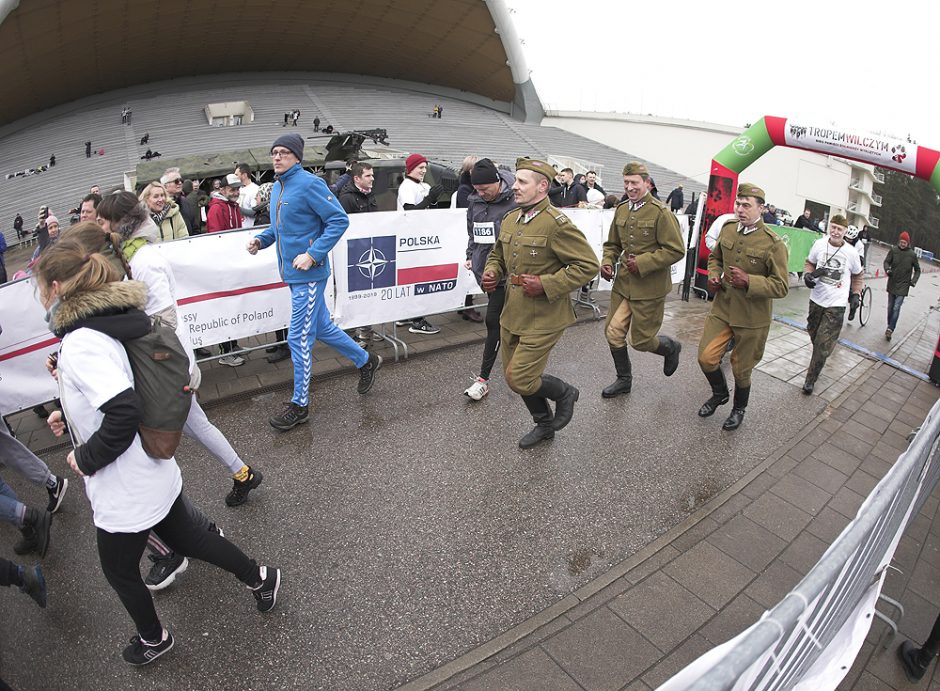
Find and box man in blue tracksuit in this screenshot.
[247,134,381,431]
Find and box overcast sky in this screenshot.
[509,0,938,146]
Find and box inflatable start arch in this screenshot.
[698,116,940,277]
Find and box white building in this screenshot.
[543,111,881,228]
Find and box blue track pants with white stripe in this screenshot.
[289,280,368,407]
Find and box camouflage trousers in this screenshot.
[805,300,846,385]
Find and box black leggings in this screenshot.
[96,493,260,641]
[479,285,506,381]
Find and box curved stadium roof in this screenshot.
[0,0,538,128]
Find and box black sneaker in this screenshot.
[122,629,174,666]
[14,508,51,557]
[265,345,291,364]
[269,402,309,431]
[20,564,47,608]
[225,467,263,507]
[357,353,382,394]
[409,318,440,335]
[46,476,68,513]
[144,552,189,591]
[252,566,281,613]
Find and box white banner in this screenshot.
[784,120,916,174]
[331,208,479,328]
[0,209,692,415]
[0,278,59,415]
[154,229,293,350]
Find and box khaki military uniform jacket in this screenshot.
[484,196,600,336]
[602,193,684,300]
[708,219,789,328]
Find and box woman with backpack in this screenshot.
[64,201,263,590]
[36,238,280,665]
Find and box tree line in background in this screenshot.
[872,167,940,254]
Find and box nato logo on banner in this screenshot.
[348,235,397,291]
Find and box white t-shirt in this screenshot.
[238,182,260,228]
[807,237,862,308]
[129,244,196,373]
[59,328,182,532]
[397,177,430,211]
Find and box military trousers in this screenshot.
[805,300,845,385]
[500,328,564,396]
[697,315,769,388]
[604,292,665,352]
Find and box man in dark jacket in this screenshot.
[462,158,518,401]
[579,170,606,197]
[794,209,815,230]
[548,168,587,208]
[338,162,377,214]
[338,163,380,348]
[665,185,684,213]
[883,230,921,340]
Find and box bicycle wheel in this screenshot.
[859,285,872,326]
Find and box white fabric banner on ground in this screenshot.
[0,277,59,415]
[330,208,478,329]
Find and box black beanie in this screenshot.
[470,158,499,185]
[271,133,304,162]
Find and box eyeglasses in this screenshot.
[271,149,293,158]
[166,178,182,185]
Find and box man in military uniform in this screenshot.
[600,161,685,397]
[481,158,600,448]
[697,183,788,430]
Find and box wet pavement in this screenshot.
[1,266,938,690]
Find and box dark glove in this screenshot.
[803,272,817,289]
[427,184,444,201]
[849,293,860,309]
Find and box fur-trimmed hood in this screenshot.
[52,280,151,340]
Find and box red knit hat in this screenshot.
[899,231,911,244]
[405,153,428,175]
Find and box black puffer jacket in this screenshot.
[338,181,378,214]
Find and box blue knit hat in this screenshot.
[271,133,304,162]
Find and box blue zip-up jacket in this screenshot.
[255,163,349,284]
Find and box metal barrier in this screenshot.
[665,396,940,690]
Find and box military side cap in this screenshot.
[622,161,649,176]
[830,214,848,227]
[736,182,766,201]
[515,157,556,181]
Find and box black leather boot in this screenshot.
[654,335,682,377]
[13,507,51,558]
[897,641,932,682]
[698,369,729,417]
[519,396,555,449]
[538,375,580,431]
[602,347,632,398]
[722,385,750,431]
